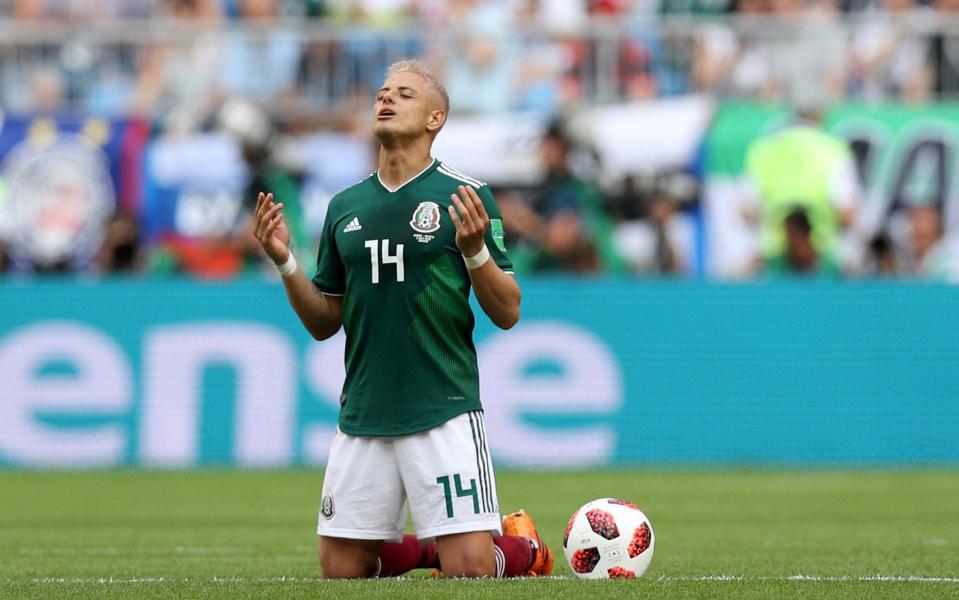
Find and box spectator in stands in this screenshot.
[325,0,417,25]
[608,171,698,275]
[512,0,586,112]
[698,0,847,102]
[866,232,897,277]
[692,0,778,98]
[929,0,959,98]
[658,0,733,17]
[221,99,311,275]
[901,204,959,281]
[132,0,224,133]
[295,0,326,18]
[323,0,419,100]
[515,0,588,33]
[27,67,67,112]
[627,0,695,97]
[442,0,518,113]
[559,0,668,103]
[842,0,874,11]
[0,1,68,112]
[10,0,63,19]
[742,102,861,273]
[11,0,154,19]
[851,0,931,102]
[765,0,848,105]
[96,0,155,20]
[499,123,623,273]
[765,206,841,277]
[95,212,145,273]
[0,0,154,114]
[6,0,152,113]
[219,0,302,106]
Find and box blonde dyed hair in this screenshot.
[386,59,450,114]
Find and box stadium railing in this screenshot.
[1,14,959,118]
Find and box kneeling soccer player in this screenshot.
[252,59,552,578]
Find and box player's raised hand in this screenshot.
[253,192,291,264]
[448,185,489,257]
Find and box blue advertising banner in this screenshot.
[0,279,956,468]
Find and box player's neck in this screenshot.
[377,146,434,191]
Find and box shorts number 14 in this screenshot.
[436,474,479,518]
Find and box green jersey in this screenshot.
[312,159,513,437]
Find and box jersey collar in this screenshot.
[373,158,438,193]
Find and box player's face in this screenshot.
[372,72,443,143]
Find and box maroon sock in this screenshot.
[373,535,439,577]
[492,535,533,578]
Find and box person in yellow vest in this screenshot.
[742,110,861,273]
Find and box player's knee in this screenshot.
[436,531,497,578]
[440,552,496,578]
[318,549,376,579]
[319,559,374,579]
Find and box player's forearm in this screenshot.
[280,268,343,340]
[469,261,521,330]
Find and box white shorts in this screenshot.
[317,410,501,542]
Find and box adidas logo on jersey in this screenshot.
[343,217,362,233]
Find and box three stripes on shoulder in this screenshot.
[439,164,486,188]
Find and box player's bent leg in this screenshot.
[317,429,408,578]
[318,536,382,579]
[435,531,496,578]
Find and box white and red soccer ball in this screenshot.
[563,498,655,579]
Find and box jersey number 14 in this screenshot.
[365,239,404,284]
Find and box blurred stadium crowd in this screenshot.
[0,0,957,281]
[5,0,959,113]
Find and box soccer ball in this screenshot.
[563,498,655,579]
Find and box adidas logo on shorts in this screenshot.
[343,217,362,233]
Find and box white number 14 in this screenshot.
[365,239,405,284]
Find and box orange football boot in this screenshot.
[502,509,554,576]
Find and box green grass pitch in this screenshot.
[1,470,958,599]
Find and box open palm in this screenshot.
[254,192,291,263]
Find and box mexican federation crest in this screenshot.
[410,201,441,243]
[321,491,335,519]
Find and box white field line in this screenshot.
[12,575,959,584]
[663,575,959,583]
[18,546,245,556]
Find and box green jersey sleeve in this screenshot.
[312,202,346,294]
[478,186,514,274]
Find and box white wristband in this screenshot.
[463,244,491,270]
[276,252,298,278]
